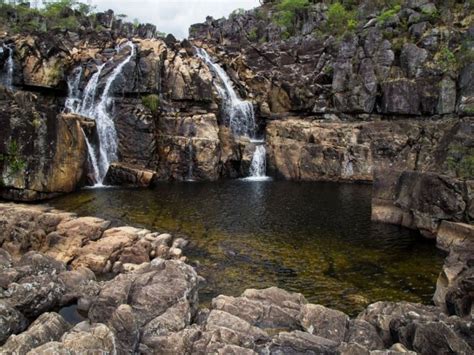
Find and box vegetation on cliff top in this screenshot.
[0,0,163,35]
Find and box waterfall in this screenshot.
[248,145,267,179]
[1,44,14,89]
[65,66,83,112]
[65,41,135,186]
[81,128,100,184]
[195,47,270,180]
[92,41,135,183]
[194,47,256,138]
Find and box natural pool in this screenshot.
[50,180,445,316]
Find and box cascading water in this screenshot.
[247,145,267,180]
[195,47,269,180]
[81,129,100,183]
[65,41,135,186]
[195,47,256,138]
[65,66,83,112]
[1,44,14,89]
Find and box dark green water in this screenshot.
[50,180,444,315]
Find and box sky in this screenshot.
[88,0,261,39]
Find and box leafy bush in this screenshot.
[326,2,358,37]
[230,8,246,19]
[0,140,26,174]
[248,28,258,41]
[377,4,401,24]
[274,0,309,35]
[142,94,160,114]
[437,46,457,72]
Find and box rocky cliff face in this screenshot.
[0,1,473,223]
[0,6,251,200]
[188,0,473,234]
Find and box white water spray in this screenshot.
[81,128,100,184]
[195,47,269,180]
[248,145,267,179]
[65,66,83,112]
[1,44,14,89]
[195,47,256,138]
[65,41,135,185]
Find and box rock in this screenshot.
[103,162,156,187]
[29,322,119,354]
[437,77,457,114]
[142,300,191,345]
[300,304,349,343]
[0,301,28,344]
[0,312,69,353]
[266,119,462,182]
[71,226,144,273]
[338,342,370,355]
[436,221,474,252]
[398,321,472,354]
[88,260,199,330]
[433,246,473,317]
[169,247,183,259]
[109,304,140,354]
[201,309,269,348]
[0,95,87,201]
[345,319,384,350]
[156,233,173,246]
[356,301,441,345]
[371,170,472,237]
[155,114,222,181]
[1,274,65,318]
[58,267,97,306]
[212,287,307,330]
[263,330,339,354]
[0,252,99,344]
[380,79,421,115]
[172,237,189,249]
[400,43,427,78]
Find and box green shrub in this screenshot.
[248,28,258,41]
[437,46,457,72]
[274,0,309,35]
[230,8,246,19]
[377,4,401,24]
[0,140,26,174]
[326,2,358,37]
[142,94,160,114]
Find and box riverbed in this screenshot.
[50,180,444,315]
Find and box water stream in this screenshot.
[1,44,14,89]
[195,48,269,179]
[65,42,135,185]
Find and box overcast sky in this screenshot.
[88,0,261,39]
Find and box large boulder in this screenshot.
[0,87,87,201]
[0,312,69,353]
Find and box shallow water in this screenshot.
[50,180,445,315]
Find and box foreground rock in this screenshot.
[0,203,472,354]
[0,203,187,273]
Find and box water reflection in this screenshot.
[50,180,444,315]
